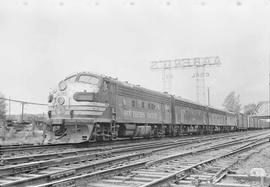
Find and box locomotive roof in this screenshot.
[175,96,207,107]
[174,96,235,115]
[73,71,172,98]
[68,72,236,115]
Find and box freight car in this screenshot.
[237,113,249,130]
[44,72,267,144]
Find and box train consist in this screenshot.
[45,72,269,143]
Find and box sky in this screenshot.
[0,0,269,114]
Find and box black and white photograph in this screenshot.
[0,0,270,186]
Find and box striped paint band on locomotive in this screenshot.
[69,102,109,107]
[49,103,108,109]
[49,118,97,123]
[50,114,103,119]
[50,110,103,116]
[73,111,103,116]
[69,106,106,111]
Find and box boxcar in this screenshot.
[227,112,237,127]
[262,120,270,129]
[248,116,254,129]
[243,114,248,129]
[258,119,268,129]
[237,113,248,130]
[254,118,259,129]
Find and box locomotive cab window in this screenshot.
[141,101,145,108]
[103,80,109,91]
[78,75,99,85]
[64,75,77,83]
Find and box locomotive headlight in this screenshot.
[57,96,65,105]
[58,81,67,91]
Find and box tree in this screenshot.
[243,103,257,115]
[222,91,241,113]
[0,92,6,119]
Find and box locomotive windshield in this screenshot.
[78,75,99,85]
[64,75,77,83]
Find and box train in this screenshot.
[44,72,270,144]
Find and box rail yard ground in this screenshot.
[0,130,270,187]
[0,124,43,145]
[223,143,270,187]
[236,144,270,176]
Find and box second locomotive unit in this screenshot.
[45,72,265,144]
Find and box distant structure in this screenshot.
[252,101,270,119]
[150,56,221,104]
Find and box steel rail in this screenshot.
[25,134,269,187]
[0,130,259,156]
[0,133,235,176]
[141,138,270,187]
[1,132,246,166]
[0,132,259,187]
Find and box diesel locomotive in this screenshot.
[44,72,269,144]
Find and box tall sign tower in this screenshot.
[150,56,221,104]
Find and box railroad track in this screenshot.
[29,131,269,187]
[0,133,241,186]
[0,135,210,157]
[0,137,171,156]
[0,143,77,157]
[0,131,253,166]
[0,130,268,187]
[0,131,259,158]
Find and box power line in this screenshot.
[0,97,47,122]
[0,97,47,106]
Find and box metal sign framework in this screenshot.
[150,56,221,104]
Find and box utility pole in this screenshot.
[8,97,11,119]
[162,67,172,93]
[21,102,25,122]
[207,87,210,106]
[150,56,221,104]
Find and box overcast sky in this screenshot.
[0,0,269,114]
